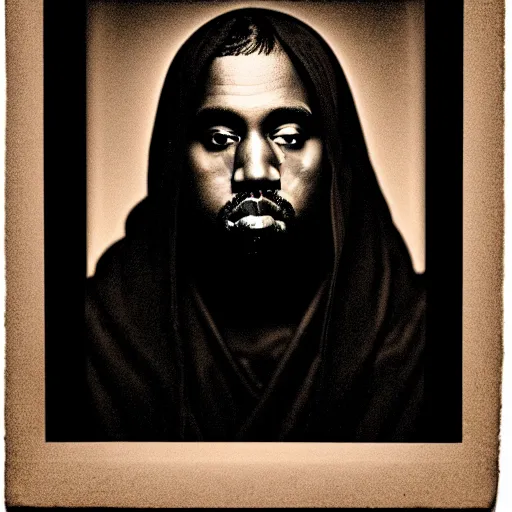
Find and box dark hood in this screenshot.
[129,4,422,317]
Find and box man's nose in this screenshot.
[232,132,282,193]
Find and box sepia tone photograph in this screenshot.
[80,0,429,443]
[5,0,504,507]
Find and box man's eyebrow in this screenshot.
[263,107,313,128]
[195,107,242,126]
[194,106,313,127]
[267,106,312,117]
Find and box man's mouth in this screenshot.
[217,191,295,237]
[226,197,286,231]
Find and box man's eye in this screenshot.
[204,129,240,150]
[271,125,306,149]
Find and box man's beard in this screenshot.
[216,190,296,258]
[182,189,331,321]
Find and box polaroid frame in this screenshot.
[5,0,502,507]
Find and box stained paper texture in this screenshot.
[5,0,503,508]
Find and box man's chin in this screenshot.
[220,216,292,258]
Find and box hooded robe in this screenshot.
[82,8,427,442]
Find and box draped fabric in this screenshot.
[81,8,427,441]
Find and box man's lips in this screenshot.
[228,197,284,223]
[226,197,286,231]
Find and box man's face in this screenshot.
[187,50,324,240]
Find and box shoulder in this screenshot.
[86,233,167,331]
[85,199,174,355]
[87,198,167,315]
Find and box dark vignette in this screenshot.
[43,0,463,444]
[425,0,463,442]
[44,0,87,441]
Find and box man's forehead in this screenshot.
[200,51,310,112]
[208,51,297,84]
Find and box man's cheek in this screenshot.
[279,176,308,215]
[195,176,233,217]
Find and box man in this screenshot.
[81,8,426,441]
